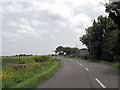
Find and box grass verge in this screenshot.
[97,61,119,68]
[11,61,61,88]
[60,55,119,69]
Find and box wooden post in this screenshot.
[19,55,20,61]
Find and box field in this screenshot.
[1,55,61,88]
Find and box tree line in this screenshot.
[80,1,120,62]
[55,46,78,55]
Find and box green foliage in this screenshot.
[55,46,78,55]
[34,55,50,62]
[80,15,120,62]
[80,1,120,62]
[11,61,61,88]
[105,1,120,29]
[105,1,120,62]
[2,56,61,88]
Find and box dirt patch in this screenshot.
[13,64,27,70]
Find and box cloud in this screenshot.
[69,13,92,35]
[2,0,108,55]
[3,31,19,38]
[31,1,72,20]
[3,0,107,36]
[56,20,67,28]
[49,35,56,40]
[5,18,49,39]
[31,20,48,27]
[54,29,60,33]
[2,2,23,14]
[8,20,17,27]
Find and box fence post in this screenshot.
[19,55,20,61]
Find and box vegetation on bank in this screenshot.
[1,55,61,88]
[60,55,119,69]
[80,2,120,62]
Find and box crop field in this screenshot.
[1,55,61,88]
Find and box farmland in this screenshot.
[1,55,61,88]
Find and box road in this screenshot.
[37,57,118,88]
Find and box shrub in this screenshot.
[34,55,50,62]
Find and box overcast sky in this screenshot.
[1,0,109,56]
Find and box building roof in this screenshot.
[80,48,88,50]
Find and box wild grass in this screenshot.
[97,61,119,68]
[12,61,61,88]
[1,55,61,88]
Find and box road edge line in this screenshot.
[85,68,89,71]
[95,78,106,88]
[79,63,83,66]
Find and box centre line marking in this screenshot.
[79,63,83,66]
[95,78,106,88]
[76,62,78,64]
[85,68,89,71]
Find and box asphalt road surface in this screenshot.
[37,57,118,88]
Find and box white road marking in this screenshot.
[95,78,106,88]
[85,68,89,71]
[79,63,83,66]
[76,62,79,64]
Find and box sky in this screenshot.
[1,0,109,56]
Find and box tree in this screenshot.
[105,1,120,29]
[55,46,64,54]
[80,16,118,61]
[64,47,71,55]
[71,48,78,54]
[55,46,79,55]
[105,1,120,61]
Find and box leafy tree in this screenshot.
[101,30,119,62]
[71,48,78,54]
[105,1,120,29]
[80,1,120,62]
[64,47,71,55]
[80,16,118,61]
[56,46,64,53]
[105,1,120,61]
[55,46,78,55]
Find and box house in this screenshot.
[79,48,89,54]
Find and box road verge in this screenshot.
[11,61,61,88]
[60,55,119,69]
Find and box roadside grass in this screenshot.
[60,55,119,69]
[97,61,119,68]
[11,61,61,88]
[2,56,61,88]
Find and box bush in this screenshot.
[34,55,50,62]
[79,54,89,59]
[101,53,114,62]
